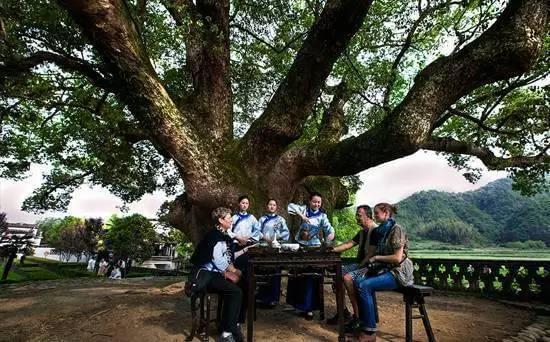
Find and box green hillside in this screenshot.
[397,178,550,247]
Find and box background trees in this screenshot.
[1,0,548,242]
[104,214,159,263]
[38,216,102,261]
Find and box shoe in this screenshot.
[326,308,352,325]
[217,334,236,342]
[233,327,244,342]
[358,330,376,342]
[305,311,314,321]
[344,315,361,333]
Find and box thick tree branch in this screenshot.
[0,51,113,89]
[240,0,373,169]
[56,0,228,203]
[385,0,547,149]
[421,137,550,170]
[165,0,233,143]
[318,81,351,143]
[285,0,547,179]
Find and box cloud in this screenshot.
[356,150,506,205]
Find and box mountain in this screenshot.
[396,178,550,246]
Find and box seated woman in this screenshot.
[189,207,252,342]
[256,199,290,306]
[109,265,122,280]
[287,192,335,320]
[354,203,413,342]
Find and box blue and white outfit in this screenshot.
[257,214,290,242]
[230,212,261,242]
[200,239,232,273]
[286,203,335,313]
[256,214,290,305]
[289,203,334,246]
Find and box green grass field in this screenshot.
[410,248,550,260]
[0,256,158,284]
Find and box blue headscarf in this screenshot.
[376,218,395,254]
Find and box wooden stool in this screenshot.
[187,291,223,342]
[395,285,436,342]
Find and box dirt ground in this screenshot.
[0,277,535,342]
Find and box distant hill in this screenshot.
[397,178,550,246]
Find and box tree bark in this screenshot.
[1,250,16,281]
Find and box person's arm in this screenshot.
[369,246,403,264]
[279,217,290,241]
[333,240,356,253]
[250,216,262,241]
[322,215,335,241]
[288,203,311,224]
[212,242,230,271]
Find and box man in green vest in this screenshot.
[329,205,377,330]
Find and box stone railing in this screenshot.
[411,258,550,303]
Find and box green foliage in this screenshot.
[0,0,548,212]
[399,178,550,247]
[104,214,160,263]
[501,240,547,249]
[37,216,102,261]
[332,207,361,258]
[419,218,485,246]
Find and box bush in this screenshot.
[501,240,546,249]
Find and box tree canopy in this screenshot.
[104,214,159,262]
[0,0,548,241]
[38,216,102,261]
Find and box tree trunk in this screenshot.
[1,250,16,281]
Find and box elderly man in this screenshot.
[329,205,377,330]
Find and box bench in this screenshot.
[395,285,436,342]
[186,291,223,342]
[323,275,435,341]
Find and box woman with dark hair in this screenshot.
[189,207,252,342]
[230,195,261,245]
[354,203,414,342]
[256,199,290,306]
[286,192,335,319]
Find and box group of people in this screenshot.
[188,193,413,342]
[87,255,128,280]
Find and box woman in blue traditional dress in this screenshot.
[256,199,290,306]
[286,192,335,319]
[230,195,261,246]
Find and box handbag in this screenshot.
[365,262,388,276]
[184,267,213,297]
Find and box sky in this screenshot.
[0,150,506,224]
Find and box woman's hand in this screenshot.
[368,255,377,264]
[300,214,311,224]
[326,233,335,241]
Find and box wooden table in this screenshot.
[246,247,345,342]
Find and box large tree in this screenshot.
[0,0,548,243]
